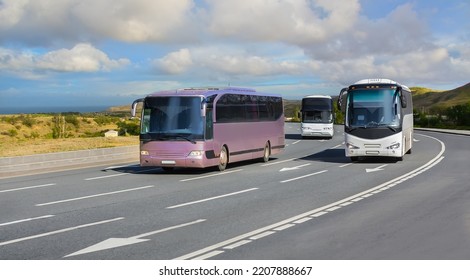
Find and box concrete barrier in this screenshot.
[0,145,139,178]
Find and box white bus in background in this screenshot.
[300,95,334,138]
[337,78,413,162]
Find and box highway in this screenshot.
[1,124,469,260]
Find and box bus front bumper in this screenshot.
[140,155,208,169]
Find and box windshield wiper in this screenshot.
[174,135,197,144]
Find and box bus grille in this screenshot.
[153,151,187,158]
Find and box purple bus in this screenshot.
[131,87,285,171]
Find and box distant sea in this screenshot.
[0,106,111,114]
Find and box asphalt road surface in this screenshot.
[1,124,469,260]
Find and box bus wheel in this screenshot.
[262,142,270,163]
[218,146,228,171]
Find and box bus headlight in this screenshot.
[386,143,400,150]
[140,150,149,156]
[188,150,204,158]
[346,143,359,149]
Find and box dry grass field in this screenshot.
[0,114,139,157]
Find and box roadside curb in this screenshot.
[0,145,139,179]
[414,127,470,136]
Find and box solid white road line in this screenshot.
[0,215,55,227]
[0,183,56,193]
[167,188,258,209]
[0,217,124,247]
[35,185,156,206]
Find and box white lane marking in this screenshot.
[0,215,55,227]
[330,144,343,149]
[223,240,251,250]
[279,163,311,172]
[0,183,56,194]
[180,169,243,182]
[167,188,258,209]
[311,211,328,218]
[35,185,156,206]
[65,219,206,257]
[85,168,160,181]
[175,134,446,260]
[249,231,275,240]
[274,224,296,231]
[262,158,297,166]
[293,217,312,224]
[280,170,328,183]
[104,164,135,170]
[292,140,301,145]
[0,217,124,247]
[85,173,128,181]
[366,164,388,173]
[339,163,352,168]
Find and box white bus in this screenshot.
[300,95,334,138]
[337,79,413,161]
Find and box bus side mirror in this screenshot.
[396,87,407,108]
[131,98,144,118]
[337,88,348,111]
[400,91,407,108]
[201,99,207,117]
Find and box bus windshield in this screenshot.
[141,96,204,141]
[347,88,400,128]
[302,98,333,124]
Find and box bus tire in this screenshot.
[218,146,228,171]
[262,142,271,163]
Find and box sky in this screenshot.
[0,0,469,111]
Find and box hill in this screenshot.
[412,83,470,111]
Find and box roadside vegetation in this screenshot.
[0,110,139,157]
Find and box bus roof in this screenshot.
[145,87,281,98]
[302,95,332,99]
[352,78,410,92]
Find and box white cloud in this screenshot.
[0,43,129,77]
[154,46,310,79]
[205,0,360,45]
[37,43,129,72]
[156,48,193,74]
[0,0,197,44]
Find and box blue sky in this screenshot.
[0,0,469,111]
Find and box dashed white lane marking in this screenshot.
[35,185,156,206]
[262,158,297,166]
[85,173,128,180]
[280,170,328,183]
[166,188,258,209]
[0,183,56,193]
[0,217,124,247]
[180,169,243,182]
[0,215,55,227]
